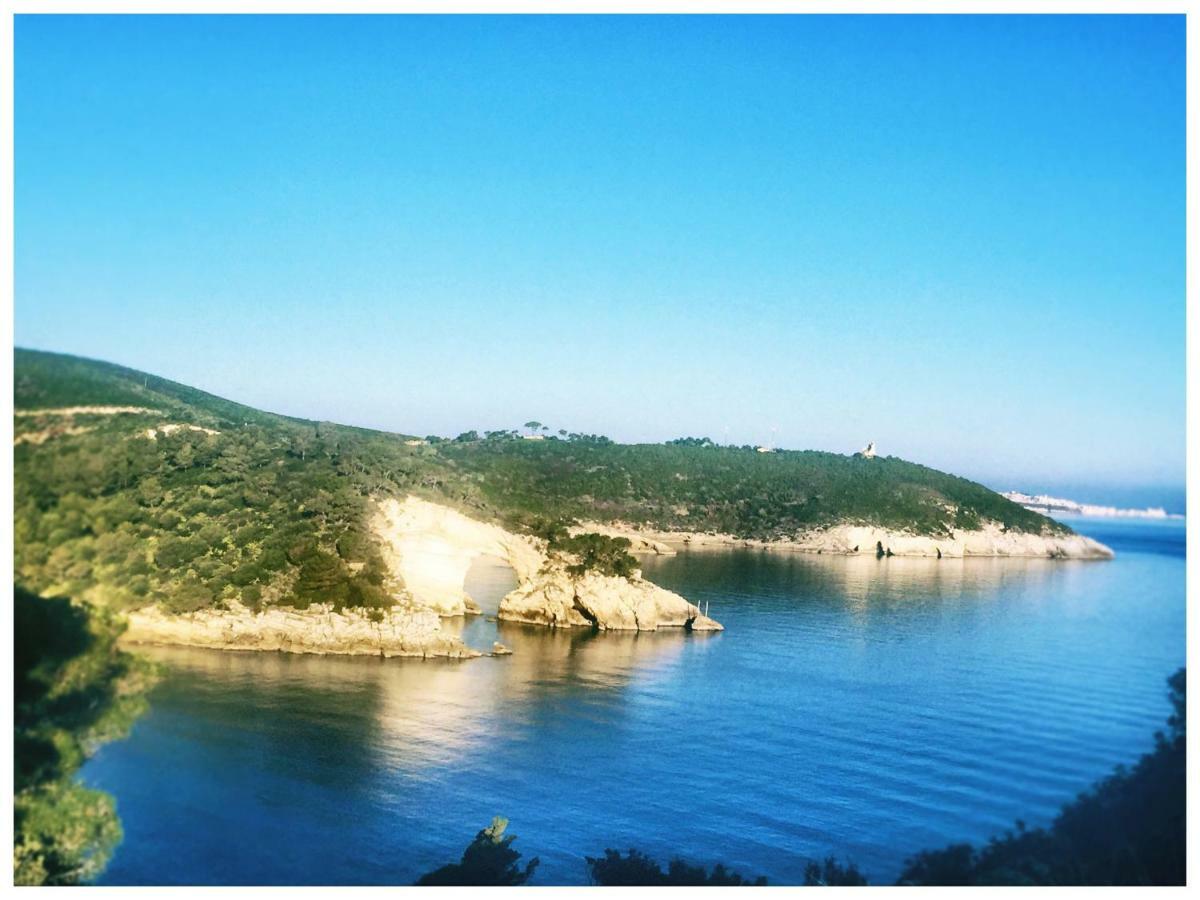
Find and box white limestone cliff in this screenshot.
[370,496,545,616]
[123,496,722,659]
[499,562,722,631]
[372,497,720,631]
[124,600,478,659]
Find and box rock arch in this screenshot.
[371,496,722,633]
[371,496,545,616]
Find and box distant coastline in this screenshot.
[1003,491,1184,521]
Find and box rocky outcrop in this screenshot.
[143,423,221,440]
[372,497,544,616]
[371,496,720,632]
[122,496,723,659]
[498,563,722,632]
[124,600,478,659]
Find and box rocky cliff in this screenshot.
[124,600,478,658]
[122,496,722,659]
[372,496,721,632]
[499,562,722,631]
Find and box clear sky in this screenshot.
[15,14,1186,504]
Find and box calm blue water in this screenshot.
[84,518,1186,885]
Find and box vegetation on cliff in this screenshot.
[14,587,156,885]
[439,437,1063,540]
[15,348,1066,618]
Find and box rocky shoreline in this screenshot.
[499,562,722,632]
[119,500,1110,661]
[590,521,1114,560]
[123,601,481,659]
[122,496,722,660]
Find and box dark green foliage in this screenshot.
[335,530,370,562]
[15,351,447,616]
[14,586,155,885]
[898,668,1185,886]
[586,848,766,885]
[525,515,569,545]
[438,435,1065,542]
[415,817,539,886]
[551,532,640,579]
[15,347,289,429]
[154,535,206,570]
[287,548,348,608]
[804,856,869,885]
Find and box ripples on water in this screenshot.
[84,519,1185,885]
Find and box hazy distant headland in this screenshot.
[1002,490,1184,521]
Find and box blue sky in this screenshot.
[15,15,1185,503]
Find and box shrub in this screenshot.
[416,817,539,886]
[586,848,766,886]
[553,533,639,579]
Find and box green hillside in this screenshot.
[13,349,1067,615]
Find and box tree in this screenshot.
[14,587,155,885]
[898,668,1185,886]
[586,848,766,885]
[804,856,868,886]
[553,532,639,578]
[523,421,544,436]
[415,817,539,886]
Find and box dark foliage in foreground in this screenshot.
[898,668,1185,886]
[13,586,155,885]
[803,856,870,885]
[415,817,539,886]
[585,848,767,885]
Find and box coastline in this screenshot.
[122,601,482,659]
[120,497,723,659]
[116,502,1110,661]
[591,521,1115,560]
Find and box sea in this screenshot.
[83,516,1186,885]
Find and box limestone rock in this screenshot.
[124,601,479,659]
[628,521,1113,560]
[125,495,724,660]
[499,564,723,633]
[371,496,544,616]
[372,497,722,632]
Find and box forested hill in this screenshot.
[14,349,1065,615]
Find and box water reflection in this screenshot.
[133,610,705,775]
[91,521,1184,885]
[642,547,1091,614]
[132,550,1089,775]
